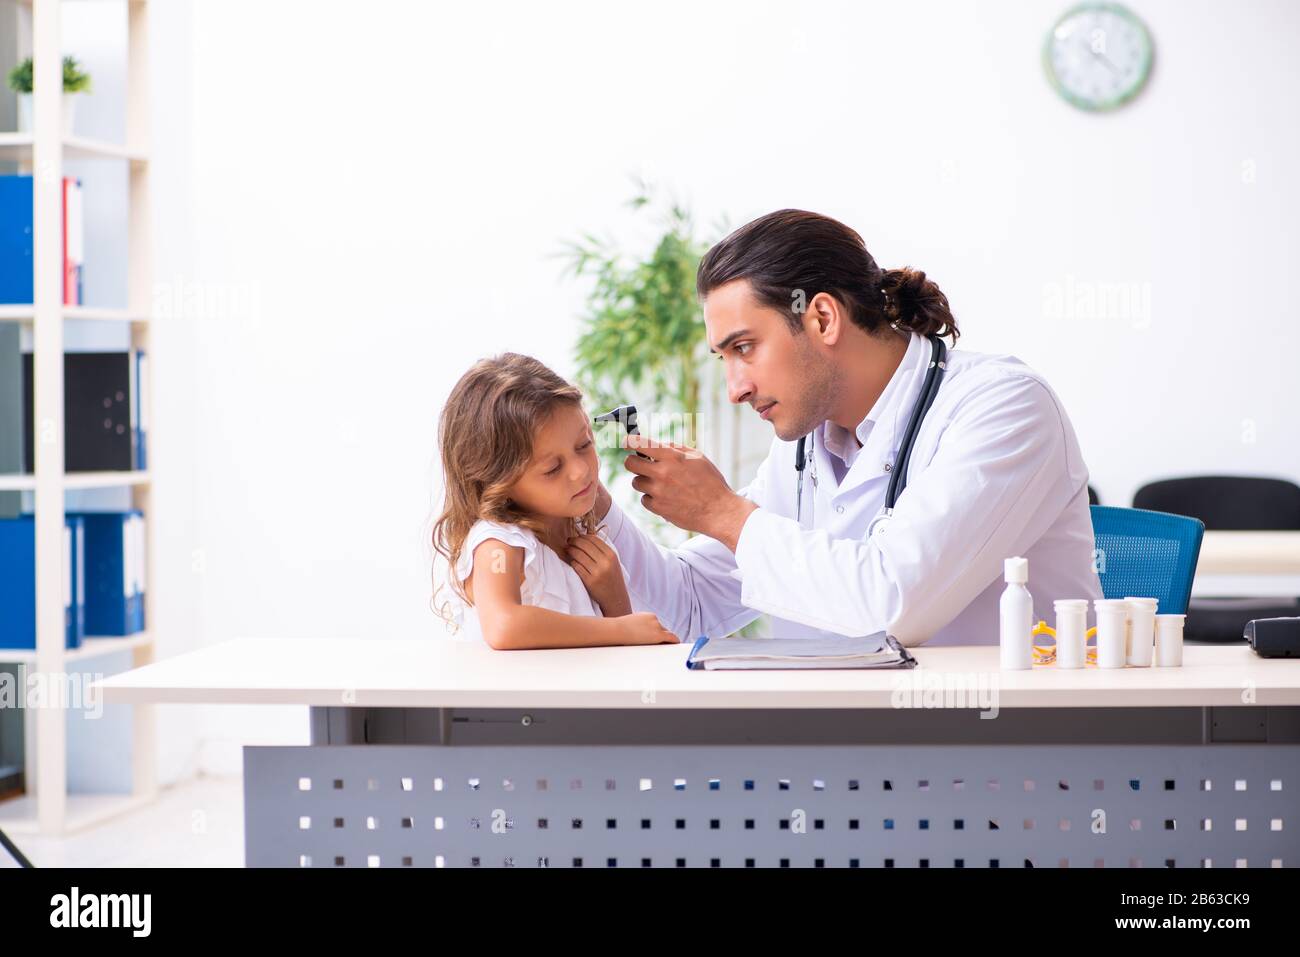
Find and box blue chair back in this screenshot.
[1090,505,1205,614]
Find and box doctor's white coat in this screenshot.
[603,331,1103,646]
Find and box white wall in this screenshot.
[134,0,1299,774]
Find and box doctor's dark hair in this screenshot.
[430,353,600,632]
[695,209,959,343]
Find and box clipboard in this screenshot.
[685,632,918,671]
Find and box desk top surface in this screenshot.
[1197,531,1300,574]
[92,638,1300,709]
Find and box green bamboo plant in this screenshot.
[560,184,713,495]
[560,186,762,636]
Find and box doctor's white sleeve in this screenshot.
[601,469,770,641]
[732,374,1084,646]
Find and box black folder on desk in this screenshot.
[685,632,918,671]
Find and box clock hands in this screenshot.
[1075,33,1121,77]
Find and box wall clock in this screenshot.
[1044,3,1154,111]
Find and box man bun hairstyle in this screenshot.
[696,208,959,343]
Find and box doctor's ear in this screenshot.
[805,292,846,344]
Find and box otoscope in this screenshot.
[593,405,654,459]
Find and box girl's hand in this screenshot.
[565,533,633,617]
[618,612,679,645]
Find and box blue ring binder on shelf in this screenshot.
[685,632,918,671]
[0,514,85,650]
[66,510,146,637]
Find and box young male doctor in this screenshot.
[585,208,1103,646]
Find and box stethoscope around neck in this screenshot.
[795,333,948,532]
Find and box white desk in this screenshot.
[1193,531,1300,597]
[95,640,1300,869]
[96,638,1300,709]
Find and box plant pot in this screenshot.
[15,92,78,136]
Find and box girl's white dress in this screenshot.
[442,519,622,643]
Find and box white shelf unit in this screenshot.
[0,0,157,836]
[0,130,147,163]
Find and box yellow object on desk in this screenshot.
[1030,619,1098,665]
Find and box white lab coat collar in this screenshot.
[816,331,930,497]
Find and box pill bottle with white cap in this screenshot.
[1054,599,1089,669]
[1125,597,1159,666]
[1155,613,1186,666]
[1000,557,1033,670]
[1094,599,1130,668]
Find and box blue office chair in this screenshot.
[1134,476,1300,642]
[1089,505,1205,614]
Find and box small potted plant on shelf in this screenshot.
[8,55,92,136]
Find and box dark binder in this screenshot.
[22,352,138,472]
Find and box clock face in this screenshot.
[1043,3,1153,111]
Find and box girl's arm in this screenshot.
[468,538,677,650]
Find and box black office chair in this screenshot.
[1132,476,1300,643]
[1087,485,1099,505]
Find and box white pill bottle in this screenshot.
[999,557,1033,670]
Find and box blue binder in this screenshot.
[67,510,146,636]
[0,514,85,650]
[134,349,148,469]
[0,174,34,304]
[68,514,84,648]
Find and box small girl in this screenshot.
[431,352,678,650]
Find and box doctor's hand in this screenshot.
[623,434,758,552]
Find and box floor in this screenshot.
[0,774,243,867]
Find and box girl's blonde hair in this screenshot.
[431,353,601,630]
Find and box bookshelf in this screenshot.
[0,0,157,835]
[0,130,148,163]
[0,304,149,322]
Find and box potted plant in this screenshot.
[8,55,92,136]
[562,184,763,634]
[561,185,712,529]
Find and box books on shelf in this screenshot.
[21,351,148,472]
[0,173,84,306]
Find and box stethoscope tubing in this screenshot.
[795,333,947,524]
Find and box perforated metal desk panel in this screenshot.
[95,639,1300,868]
